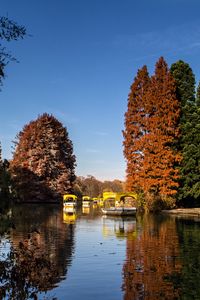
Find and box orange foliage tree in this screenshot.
[10,113,76,202]
[123,57,181,208]
[123,65,150,192]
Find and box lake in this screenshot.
[0,204,200,299]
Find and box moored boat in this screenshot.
[63,194,78,210]
[82,196,93,207]
[101,207,137,216]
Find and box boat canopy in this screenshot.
[63,194,77,201]
[103,192,117,201]
[82,196,91,201]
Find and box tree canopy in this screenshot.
[10,113,76,202]
[171,61,200,206]
[123,57,181,210]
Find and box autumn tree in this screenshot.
[123,57,181,210]
[170,61,200,206]
[0,16,26,87]
[143,57,181,207]
[123,65,150,192]
[10,113,76,202]
[101,179,124,193]
[73,176,124,198]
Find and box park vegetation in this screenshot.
[123,57,200,210]
[0,15,200,209]
[74,175,124,198]
[10,113,76,202]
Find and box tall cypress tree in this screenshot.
[123,57,181,209]
[170,61,200,206]
[123,66,150,192]
[143,57,180,205]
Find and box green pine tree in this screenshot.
[196,81,200,107]
[170,60,200,206]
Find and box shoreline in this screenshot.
[162,208,200,217]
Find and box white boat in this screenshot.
[101,207,137,216]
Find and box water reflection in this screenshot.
[122,214,182,299]
[1,206,200,299]
[0,204,75,299]
[176,218,200,299]
[63,211,77,224]
[81,204,101,219]
[102,216,137,240]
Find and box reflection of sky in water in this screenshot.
[3,207,199,300]
[0,237,10,261]
[51,216,128,300]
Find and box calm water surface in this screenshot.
[0,204,200,299]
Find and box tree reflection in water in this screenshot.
[122,214,182,300]
[0,204,75,300]
[0,233,57,299]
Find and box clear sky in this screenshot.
[1,0,200,181]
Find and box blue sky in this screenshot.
[1,0,200,181]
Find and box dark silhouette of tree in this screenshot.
[10,113,76,202]
[0,16,26,87]
[0,144,11,209]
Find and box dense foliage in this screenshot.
[74,175,124,198]
[170,61,200,206]
[123,66,150,192]
[10,113,76,202]
[196,81,200,107]
[123,57,181,210]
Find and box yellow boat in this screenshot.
[63,194,78,211]
[82,196,93,207]
[92,197,98,204]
